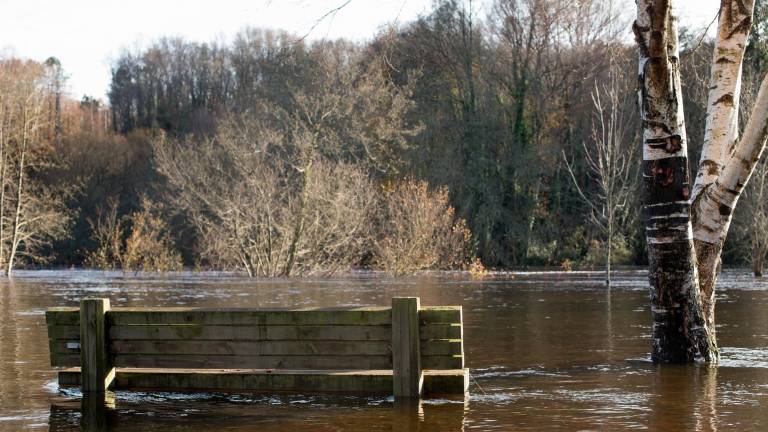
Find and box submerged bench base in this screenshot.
[58,368,469,396]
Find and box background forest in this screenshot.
[3,0,768,276]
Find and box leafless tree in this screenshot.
[154,45,417,277]
[564,54,638,286]
[0,59,71,275]
[154,116,378,277]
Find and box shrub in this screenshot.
[154,121,378,277]
[375,179,473,275]
[85,198,182,272]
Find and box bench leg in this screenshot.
[81,391,115,431]
[80,298,115,401]
[392,297,422,399]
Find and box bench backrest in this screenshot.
[46,301,464,371]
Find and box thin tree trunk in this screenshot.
[0,109,6,272]
[691,0,756,350]
[606,217,612,288]
[634,0,716,362]
[694,72,768,330]
[284,160,312,277]
[54,86,61,148]
[522,177,541,261]
[692,0,752,199]
[8,113,28,277]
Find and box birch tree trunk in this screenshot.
[634,0,716,362]
[7,105,31,276]
[691,0,756,344]
[693,70,768,327]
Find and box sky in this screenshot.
[0,0,721,102]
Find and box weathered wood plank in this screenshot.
[109,340,392,356]
[50,352,81,367]
[50,340,81,354]
[420,340,463,356]
[80,298,113,393]
[392,297,422,398]
[107,308,392,326]
[47,325,81,340]
[117,368,393,394]
[422,369,469,395]
[46,308,80,326]
[112,354,393,370]
[109,325,391,341]
[419,323,462,340]
[419,307,462,324]
[58,368,81,386]
[59,368,467,395]
[421,355,464,369]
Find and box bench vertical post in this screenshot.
[392,297,422,398]
[80,298,113,395]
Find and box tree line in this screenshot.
[2,0,768,276]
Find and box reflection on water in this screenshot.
[1,269,768,430]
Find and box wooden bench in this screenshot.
[45,297,468,402]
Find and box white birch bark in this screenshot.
[690,0,755,340]
[692,0,754,201]
[694,74,768,267]
[635,0,716,362]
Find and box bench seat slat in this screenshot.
[420,340,463,356]
[50,353,80,367]
[109,325,392,341]
[112,354,393,370]
[419,323,462,339]
[109,340,392,356]
[47,325,80,339]
[107,309,392,326]
[45,308,79,325]
[418,307,462,324]
[421,355,464,369]
[56,367,469,395]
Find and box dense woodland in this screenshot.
[3,0,768,276]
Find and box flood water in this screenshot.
[0,269,767,431]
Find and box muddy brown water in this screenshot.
[0,269,767,431]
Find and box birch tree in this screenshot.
[564,54,637,287]
[0,59,70,275]
[635,0,768,362]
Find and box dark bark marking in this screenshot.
[727,16,752,39]
[633,21,650,57]
[735,0,750,16]
[741,158,751,171]
[642,157,690,206]
[713,93,734,106]
[645,134,682,153]
[700,159,720,175]
[718,203,732,216]
[642,120,673,135]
